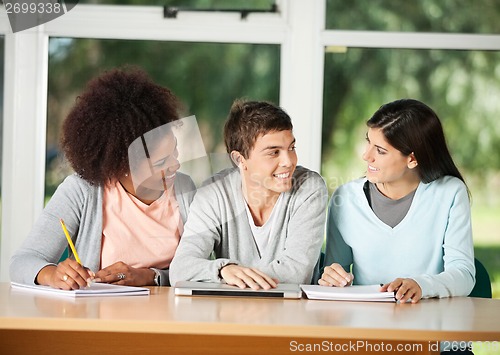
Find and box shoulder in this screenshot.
[291,166,327,192]
[194,167,240,199]
[57,174,100,196]
[422,176,468,197]
[332,178,366,197]
[174,171,196,191]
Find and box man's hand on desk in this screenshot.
[220,264,278,290]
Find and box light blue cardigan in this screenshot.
[10,173,196,286]
[322,176,475,298]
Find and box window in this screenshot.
[47,38,280,193]
[326,0,500,34]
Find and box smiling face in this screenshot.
[126,129,180,202]
[362,127,418,187]
[239,130,297,198]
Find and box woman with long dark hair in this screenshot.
[318,99,475,303]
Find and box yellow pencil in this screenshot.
[59,218,82,265]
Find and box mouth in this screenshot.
[273,172,291,180]
[367,165,379,172]
[164,172,176,180]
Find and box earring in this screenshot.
[124,173,129,177]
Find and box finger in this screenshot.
[236,270,265,290]
[225,274,248,289]
[64,266,89,289]
[386,278,403,293]
[321,267,350,287]
[330,264,353,284]
[394,283,409,302]
[318,278,332,286]
[399,288,417,303]
[252,269,278,288]
[57,260,87,289]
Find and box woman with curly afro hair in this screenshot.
[10,66,196,289]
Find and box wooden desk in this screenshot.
[0,283,499,354]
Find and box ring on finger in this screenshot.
[62,274,68,282]
[117,272,126,280]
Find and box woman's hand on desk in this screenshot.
[380,278,422,303]
[220,264,278,290]
[94,261,156,286]
[37,259,94,290]
[318,263,354,287]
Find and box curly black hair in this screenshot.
[60,66,181,185]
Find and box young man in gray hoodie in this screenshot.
[170,99,327,289]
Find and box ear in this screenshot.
[407,152,418,169]
[230,151,246,169]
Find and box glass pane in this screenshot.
[326,0,500,34]
[47,38,279,194]
[322,47,500,297]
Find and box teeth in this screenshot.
[274,172,290,179]
[368,165,378,171]
[165,173,176,179]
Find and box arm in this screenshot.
[258,172,328,284]
[169,184,240,285]
[9,175,92,286]
[318,188,354,286]
[412,181,475,298]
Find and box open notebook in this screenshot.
[10,282,150,297]
[174,281,303,299]
[301,285,396,302]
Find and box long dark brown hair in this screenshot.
[367,99,468,192]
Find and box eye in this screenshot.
[289,145,296,151]
[376,148,386,155]
[152,158,166,168]
[269,150,280,156]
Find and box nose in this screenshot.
[362,146,374,162]
[166,156,180,173]
[279,150,296,167]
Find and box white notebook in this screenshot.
[175,281,303,299]
[10,282,150,297]
[301,284,395,302]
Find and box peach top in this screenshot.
[101,180,183,269]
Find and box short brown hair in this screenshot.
[223,99,293,159]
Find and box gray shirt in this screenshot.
[10,173,196,286]
[169,166,328,285]
[369,182,416,228]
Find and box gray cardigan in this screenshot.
[169,166,328,285]
[10,172,196,286]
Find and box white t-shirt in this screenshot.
[244,194,284,257]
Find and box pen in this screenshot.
[59,218,82,265]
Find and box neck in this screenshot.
[241,177,280,227]
[118,178,164,205]
[375,174,421,200]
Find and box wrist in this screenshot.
[150,268,161,286]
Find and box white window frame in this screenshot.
[1,1,500,280]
